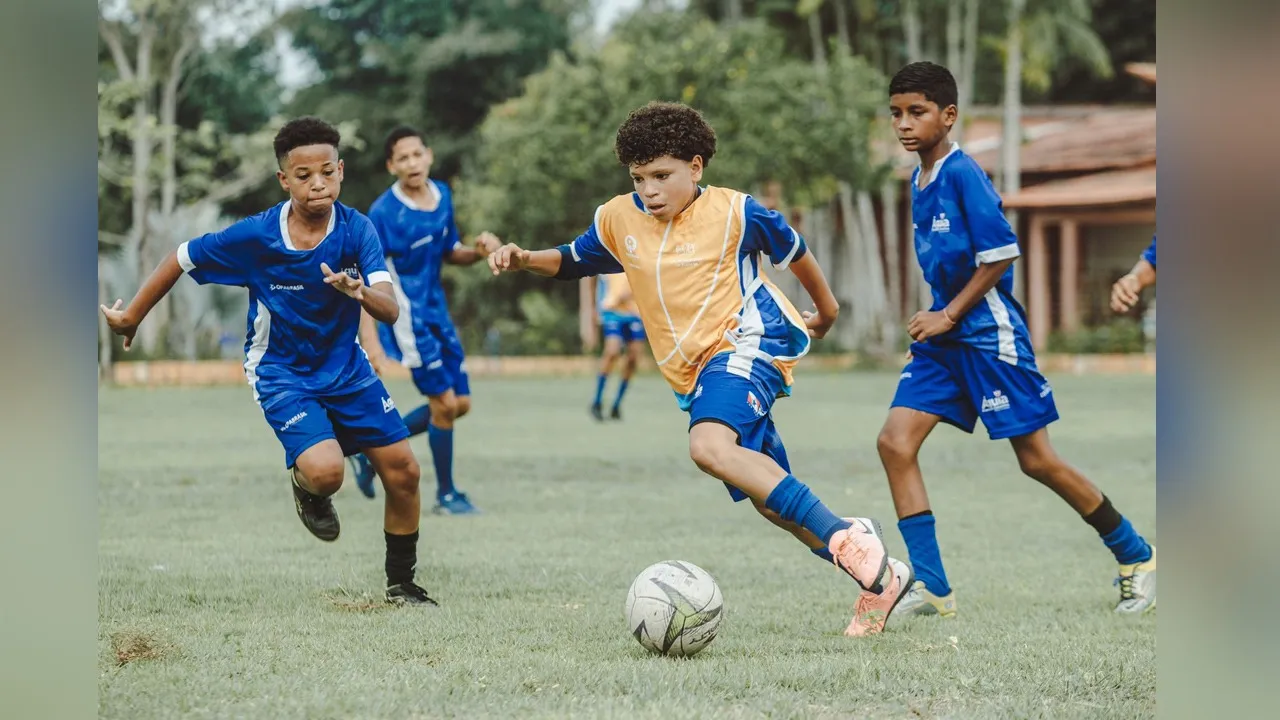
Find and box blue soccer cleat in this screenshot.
[433,491,480,515]
[348,453,377,499]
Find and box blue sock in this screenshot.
[1101,517,1152,565]
[402,404,431,437]
[426,425,455,498]
[899,512,951,596]
[592,374,607,406]
[765,475,850,544]
[612,379,630,411]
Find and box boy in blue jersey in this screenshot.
[100,118,438,606]
[875,62,1156,619]
[588,272,648,421]
[1111,235,1157,313]
[346,126,501,515]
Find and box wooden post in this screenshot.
[1060,218,1080,333]
[579,278,597,353]
[1028,214,1050,351]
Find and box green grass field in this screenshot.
[98,371,1155,719]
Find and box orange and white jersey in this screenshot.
[597,272,640,317]
[556,186,811,405]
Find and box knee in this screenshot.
[305,463,345,496]
[453,396,472,419]
[876,427,919,467]
[379,453,421,496]
[431,396,458,424]
[1016,447,1061,481]
[689,432,733,477]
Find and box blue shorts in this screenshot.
[892,341,1058,440]
[408,322,471,398]
[260,379,410,469]
[602,313,646,343]
[685,353,792,502]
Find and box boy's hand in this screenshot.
[1110,274,1142,313]
[801,307,837,339]
[321,262,364,300]
[99,299,138,350]
[488,243,531,275]
[474,232,502,257]
[907,310,955,342]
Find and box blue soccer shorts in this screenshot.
[891,341,1059,440]
[408,321,471,398]
[260,379,410,469]
[686,353,792,502]
[602,312,647,343]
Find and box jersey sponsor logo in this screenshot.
[341,265,360,278]
[270,283,304,291]
[980,389,1011,413]
[382,396,396,413]
[280,411,308,431]
[931,213,951,233]
[693,384,704,400]
[746,391,767,418]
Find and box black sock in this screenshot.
[385,530,419,587]
[1082,495,1123,536]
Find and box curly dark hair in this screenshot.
[614,101,717,168]
[273,117,341,167]
[889,62,959,110]
[383,125,424,161]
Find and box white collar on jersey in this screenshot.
[391,180,442,211]
[279,199,337,251]
[915,141,962,188]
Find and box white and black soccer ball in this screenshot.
[624,560,723,658]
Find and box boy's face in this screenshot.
[629,155,704,222]
[889,92,956,154]
[277,144,343,215]
[387,136,433,189]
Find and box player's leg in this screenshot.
[878,343,974,617]
[960,347,1156,613]
[422,321,477,514]
[261,392,345,541]
[593,325,623,421]
[363,440,437,605]
[610,322,644,420]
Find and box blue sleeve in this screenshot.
[177,216,258,286]
[955,162,1021,264]
[354,214,390,286]
[367,203,393,257]
[741,195,807,269]
[1141,235,1157,268]
[554,212,624,280]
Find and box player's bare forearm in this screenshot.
[360,282,399,324]
[1127,258,1157,289]
[945,257,1015,319]
[489,243,564,277]
[446,246,485,266]
[125,251,184,326]
[790,252,840,318]
[358,309,386,356]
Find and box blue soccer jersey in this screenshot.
[1142,235,1157,267]
[177,200,390,401]
[368,180,462,366]
[910,143,1034,368]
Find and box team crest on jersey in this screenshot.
[931,213,951,233]
[980,389,1011,413]
[746,391,766,418]
[624,235,639,257]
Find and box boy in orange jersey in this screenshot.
[488,102,911,636]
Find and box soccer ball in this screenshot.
[624,560,723,657]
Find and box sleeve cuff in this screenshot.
[176,241,195,272]
[772,231,805,271]
[976,242,1021,264]
[366,270,392,286]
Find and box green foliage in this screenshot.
[1047,317,1146,354]
[457,12,887,352]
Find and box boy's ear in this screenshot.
[943,104,958,128]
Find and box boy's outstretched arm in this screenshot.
[100,250,184,350]
[789,251,840,339]
[488,243,565,277]
[446,232,502,266]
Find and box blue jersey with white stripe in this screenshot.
[178,200,389,399]
[911,145,1035,367]
[367,180,462,366]
[1142,235,1157,267]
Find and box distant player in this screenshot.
[100,118,437,606]
[488,101,912,637]
[589,271,647,421]
[879,62,1156,618]
[1111,235,1157,313]
[347,126,501,515]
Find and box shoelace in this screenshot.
[1114,574,1138,601]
